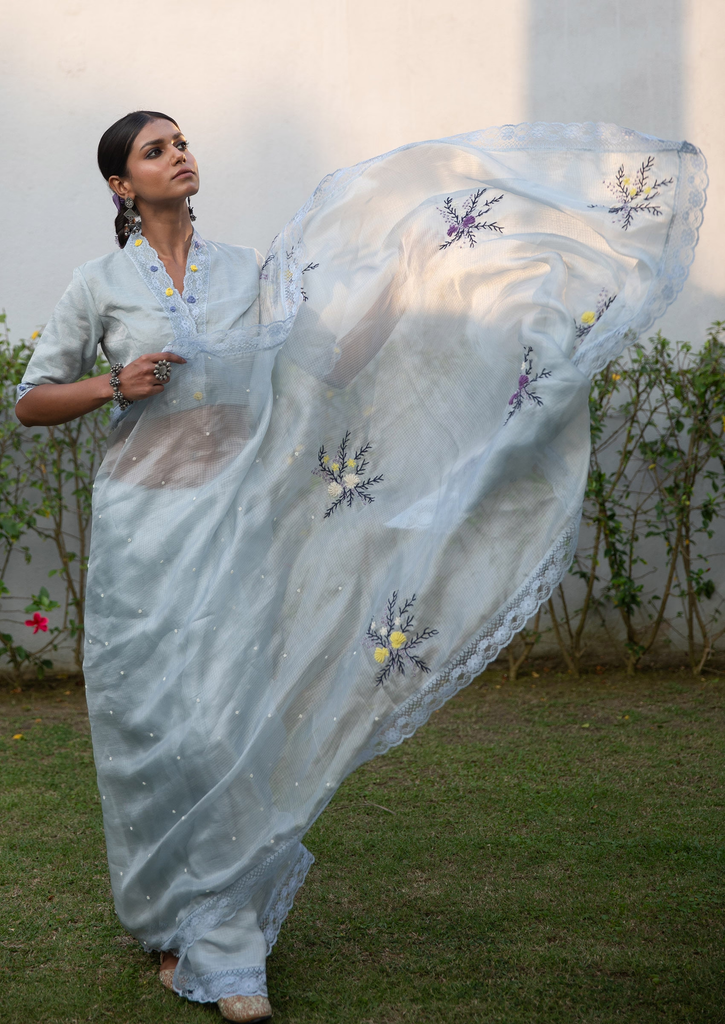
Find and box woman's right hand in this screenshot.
[16,351,187,428]
[115,352,187,401]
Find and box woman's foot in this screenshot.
[159,951,179,991]
[217,995,273,1022]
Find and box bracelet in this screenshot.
[109,363,133,410]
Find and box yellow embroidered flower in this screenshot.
[374,647,389,663]
[331,463,339,471]
[623,177,630,185]
[644,186,651,195]
[390,631,407,649]
[190,264,198,272]
[322,455,329,463]
[580,310,596,325]
[193,392,203,400]
[134,238,143,247]
[165,287,174,297]
[30,330,40,340]
[346,458,356,467]
[612,373,621,381]
[629,187,637,197]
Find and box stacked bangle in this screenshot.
[109,363,132,410]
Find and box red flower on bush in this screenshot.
[25,612,48,634]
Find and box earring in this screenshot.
[123,197,141,235]
[187,197,197,222]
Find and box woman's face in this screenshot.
[110,118,199,207]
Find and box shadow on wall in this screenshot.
[526,0,684,140]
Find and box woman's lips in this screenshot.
[173,169,195,180]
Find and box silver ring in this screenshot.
[153,359,171,383]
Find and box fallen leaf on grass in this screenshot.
[581,723,590,728]
[12,733,24,741]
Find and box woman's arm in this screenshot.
[16,352,187,427]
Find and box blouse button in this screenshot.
[134,239,143,247]
[150,266,159,272]
[170,306,177,312]
[165,288,174,297]
[190,264,198,272]
[187,296,196,304]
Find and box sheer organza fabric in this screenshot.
[80,124,705,1001]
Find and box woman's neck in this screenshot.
[136,199,194,265]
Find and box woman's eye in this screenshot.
[177,140,189,150]
[145,148,162,159]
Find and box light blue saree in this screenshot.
[81,123,706,1001]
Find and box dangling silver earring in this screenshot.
[124,197,141,235]
[187,197,197,222]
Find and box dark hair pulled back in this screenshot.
[97,110,179,248]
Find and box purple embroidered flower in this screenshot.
[589,156,673,231]
[505,347,551,424]
[438,188,504,250]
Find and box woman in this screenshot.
[17,112,706,1022]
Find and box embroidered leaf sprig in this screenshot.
[590,156,674,231]
[366,592,438,686]
[575,290,618,339]
[313,430,383,518]
[505,346,552,424]
[438,188,504,249]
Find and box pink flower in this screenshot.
[462,215,476,227]
[25,612,48,634]
[518,374,529,388]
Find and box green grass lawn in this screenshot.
[1,667,724,1024]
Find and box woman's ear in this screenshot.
[109,176,132,202]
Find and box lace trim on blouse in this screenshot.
[125,229,210,341]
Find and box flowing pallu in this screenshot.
[83,123,706,999]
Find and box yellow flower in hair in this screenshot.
[374,647,389,663]
[581,311,596,324]
[165,288,174,297]
[390,631,407,649]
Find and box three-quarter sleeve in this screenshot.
[16,267,104,403]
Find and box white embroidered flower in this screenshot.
[343,473,360,488]
[379,626,388,637]
[327,481,343,499]
[394,616,401,626]
[520,361,527,372]
[370,621,376,631]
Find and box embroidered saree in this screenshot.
[18,122,706,1001]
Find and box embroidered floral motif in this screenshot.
[285,251,319,302]
[590,156,674,230]
[575,290,618,339]
[313,431,383,518]
[438,188,504,249]
[365,592,438,686]
[505,347,552,424]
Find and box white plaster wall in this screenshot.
[1,0,723,666]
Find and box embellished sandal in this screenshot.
[159,951,178,991]
[217,995,273,1022]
